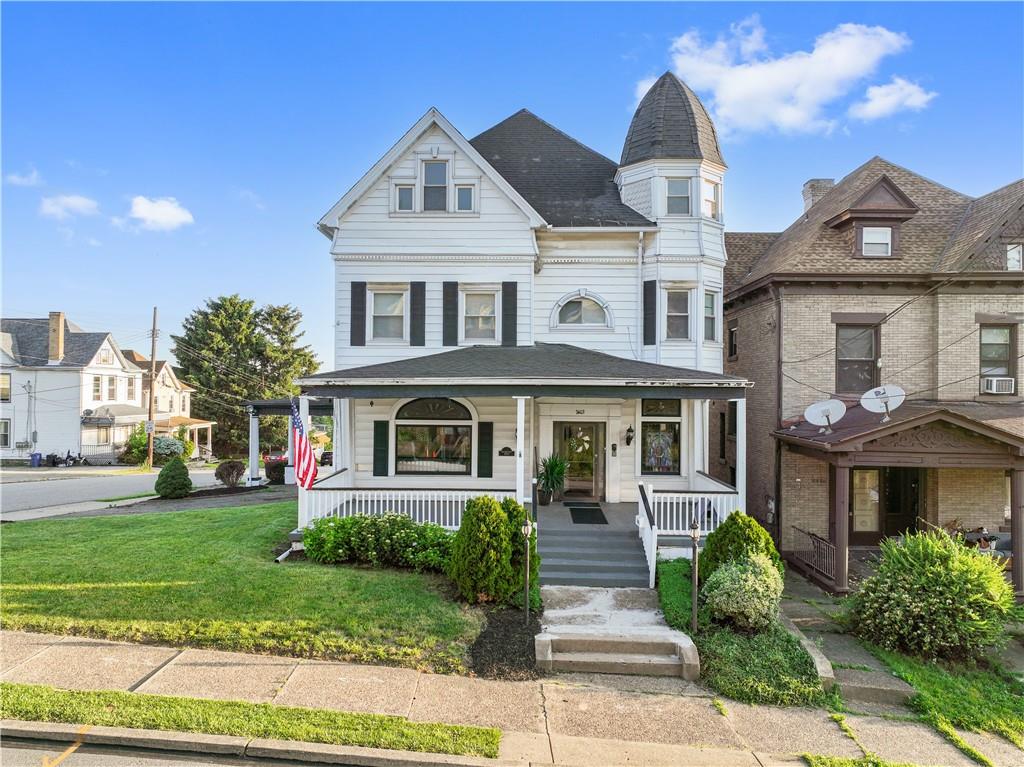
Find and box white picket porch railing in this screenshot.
[651,491,741,536]
[298,485,517,530]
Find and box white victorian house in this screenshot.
[250,73,751,587]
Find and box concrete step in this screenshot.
[548,651,683,676]
[538,542,643,556]
[540,572,651,588]
[541,559,648,574]
[539,528,638,540]
[834,667,915,706]
[550,634,679,655]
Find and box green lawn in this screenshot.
[95,491,157,503]
[657,558,833,707]
[0,502,482,672]
[0,682,499,758]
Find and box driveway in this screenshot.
[0,469,219,514]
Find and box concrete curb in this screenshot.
[779,613,835,691]
[0,720,521,767]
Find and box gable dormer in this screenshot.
[824,175,919,259]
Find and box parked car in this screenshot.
[319,450,333,466]
[261,450,286,464]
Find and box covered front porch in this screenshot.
[153,415,216,460]
[778,402,1024,597]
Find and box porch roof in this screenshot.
[775,401,1024,453]
[297,343,750,400]
[243,397,335,417]
[153,415,217,429]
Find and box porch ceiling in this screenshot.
[297,343,750,400]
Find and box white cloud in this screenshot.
[127,196,194,231]
[87,237,102,247]
[239,189,266,211]
[658,15,915,135]
[39,194,99,220]
[849,76,937,120]
[634,76,658,106]
[6,167,43,186]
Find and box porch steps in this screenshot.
[536,632,699,680]
[538,527,649,588]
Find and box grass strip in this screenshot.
[802,756,921,767]
[0,682,500,758]
[657,558,833,707]
[95,492,157,503]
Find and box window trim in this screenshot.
[703,291,719,343]
[854,221,901,258]
[127,377,136,401]
[1006,243,1023,272]
[389,397,479,477]
[727,323,738,360]
[636,398,687,478]
[0,373,10,403]
[979,324,1016,390]
[665,177,691,217]
[549,289,614,330]
[459,285,501,345]
[106,376,117,401]
[367,285,410,344]
[422,160,449,212]
[395,184,414,212]
[92,376,102,400]
[0,418,10,448]
[96,425,111,445]
[455,184,475,213]
[664,287,692,341]
[701,178,721,221]
[835,324,880,394]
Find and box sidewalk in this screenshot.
[2,630,1008,766]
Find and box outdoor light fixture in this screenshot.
[625,425,634,446]
[522,519,534,625]
[689,519,701,634]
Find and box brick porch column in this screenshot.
[833,464,850,593]
[1011,468,1023,598]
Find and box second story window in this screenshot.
[371,290,406,341]
[861,226,893,257]
[702,179,721,221]
[836,325,878,394]
[106,376,116,400]
[1007,244,1023,271]
[666,290,689,339]
[182,394,188,412]
[127,377,135,400]
[423,161,447,211]
[728,325,738,358]
[92,376,102,399]
[980,327,1014,391]
[0,373,10,402]
[463,292,497,341]
[704,292,718,341]
[666,179,690,215]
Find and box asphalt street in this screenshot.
[0,469,219,513]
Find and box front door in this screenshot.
[554,422,605,501]
[849,467,921,544]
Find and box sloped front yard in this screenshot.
[0,502,482,672]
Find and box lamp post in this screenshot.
[689,519,701,634]
[522,519,534,625]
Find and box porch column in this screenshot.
[205,425,212,458]
[735,397,747,508]
[833,464,850,593]
[246,407,261,486]
[692,401,704,476]
[332,398,344,473]
[514,396,528,504]
[1011,468,1023,597]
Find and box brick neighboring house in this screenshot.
[712,157,1024,595]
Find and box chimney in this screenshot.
[802,178,835,212]
[48,311,65,364]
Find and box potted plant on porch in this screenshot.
[538,454,567,506]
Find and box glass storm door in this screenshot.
[849,468,882,545]
[555,422,604,499]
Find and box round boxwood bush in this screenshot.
[702,553,784,632]
[154,456,192,499]
[447,495,515,603]
[264,459,286,485]
[699,512,783,583]
[214,460,246,487]
[850,530,1014,661]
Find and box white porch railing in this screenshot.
[298,482,517,530]
[636,483,658,588]
[651,490,741,536]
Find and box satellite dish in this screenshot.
[804,399,847,434]
[860,384,906,423]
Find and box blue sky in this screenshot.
[3,2,1022,368]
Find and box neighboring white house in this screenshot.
[0,312,146,462]
[246,73,751,584]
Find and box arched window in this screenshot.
[550,290,613,328]
[394,398,472,475]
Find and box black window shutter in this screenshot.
[410,282,426,346]
[372,421,389,476]
[477,422,493,478]
[350,282,367,347]
[643,280,657,346]
[502,282,518,347]
[443,282,458,346]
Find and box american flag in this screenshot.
[291,399,318,490]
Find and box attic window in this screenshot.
[423,161,447,211]
[1007,244,1023,271]
[860,226,893,257]
[396,186,414,212]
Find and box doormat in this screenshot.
[569,507,607,525]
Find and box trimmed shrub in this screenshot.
[302,514,453,573]
[702,553,784,632]
[264,459,286,485]
[699,512,783,583]
[154,457,192,499]
[120,424,148,465]
[502,497,541,610]
[447,496,515,603]
[215,460,246,488]
[153,436,184,466]
[849,530,1014,661]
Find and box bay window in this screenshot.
[666,178,690,215]
[702,179,721,220]
[666,290,689,339]
[704,291,717,341]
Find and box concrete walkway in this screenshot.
[4,630,1017,766]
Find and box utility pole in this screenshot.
[147,307,159,468]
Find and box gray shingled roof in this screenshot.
[935,179,1024,271]
[304,343,744,383]
[470,110,653,228]
[620,72,725,168]
[0,318,109,368]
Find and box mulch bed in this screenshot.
[469,605,541,680]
